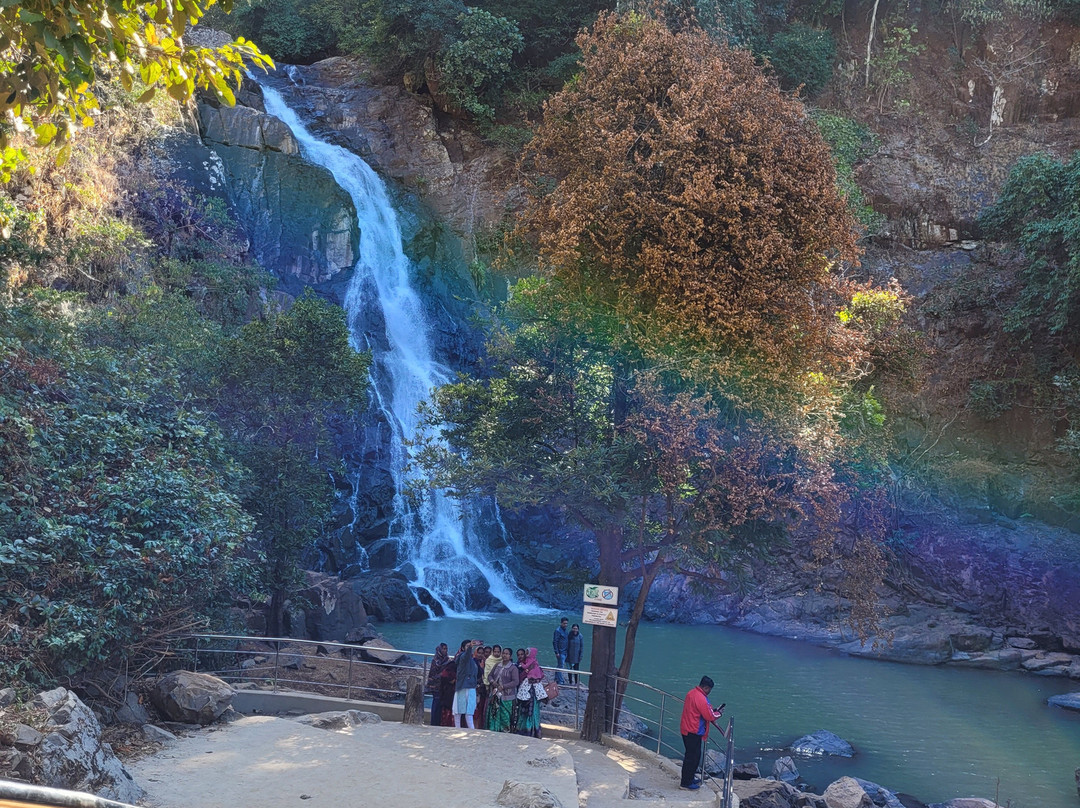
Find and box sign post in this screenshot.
[582,583,620,741]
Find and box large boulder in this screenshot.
[852,778,906,808]
[823,777,873,808]
[301,570,370,642]
[733,778,802,808]
[346,570,429,622]
[791,730,855,757]
[150,671,234,725]
[773,756,800,783]
[0,688,145,803]
[356,638,409,665]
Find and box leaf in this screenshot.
[136,86,156,103]
[55,143,71,167]
[34,122,58,146]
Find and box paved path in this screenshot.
[130,715,578,808]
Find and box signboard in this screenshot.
[582,604,618,628]
[583,583,619,607]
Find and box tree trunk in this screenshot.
[864,0,880,88]
[581,525,624,742]
[403,677,425,724]
[612,562,661,730]
[268,587,286,638]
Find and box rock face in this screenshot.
[300,570,370,642]
[791,730,855,758]
[150,671,234,725]
[198,94,359,298]
[0,688,144,804]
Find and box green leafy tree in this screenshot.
[215,291,370,636]
[436,9,523,119]
[0,285,256,684]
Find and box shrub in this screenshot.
[767,22,836,96]
[980,152,1080,346]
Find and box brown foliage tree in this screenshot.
[519,11,861,379]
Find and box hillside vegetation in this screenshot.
[2,0,1080,694]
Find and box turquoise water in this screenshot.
[386,614,1080,808]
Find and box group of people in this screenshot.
[425,639,553,738]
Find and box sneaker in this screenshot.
[680,783,701,791]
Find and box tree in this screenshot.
[215,291,370,636]
[425,12,890,741]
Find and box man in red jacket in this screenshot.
[679,676,725,790]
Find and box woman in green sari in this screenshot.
[487,646,520,731]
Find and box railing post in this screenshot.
[722,717,735,808]
[274,642,280,693]
[192,636,199,673]
[347,649,354,701]
[657,693,665,754]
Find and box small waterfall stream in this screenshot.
[259,84,542,616]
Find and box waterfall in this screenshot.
[259,84,543,616]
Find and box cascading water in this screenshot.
[259,83,544,616]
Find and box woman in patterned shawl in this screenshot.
[487,646,520,731]
[515,647,544,738]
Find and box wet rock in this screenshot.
[733,778,802,808]
[791,730,855,758]
[773,755,800,783]
[150,671,234,726]
[823,777,873,808]
[1006,636,1037,649]
[346,571,428,622]
[702,748,727,776]
[926,800,1000,808]
[496,780,563,808]
[852,777,906,808]
[1048,692,1080,711]
[948,648,1023,670]
[1022,652,1073,672]
[733,762,761,779]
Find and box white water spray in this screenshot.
[260,83,544,616]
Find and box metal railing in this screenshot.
[167,635,733,808]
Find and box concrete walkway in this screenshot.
[128,714,730,808]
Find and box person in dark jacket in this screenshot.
[453,638,482,728]
[566,624,584,684]
[426,643,450,726]
[552,617,570,684]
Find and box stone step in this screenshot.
[559,739,723,808]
